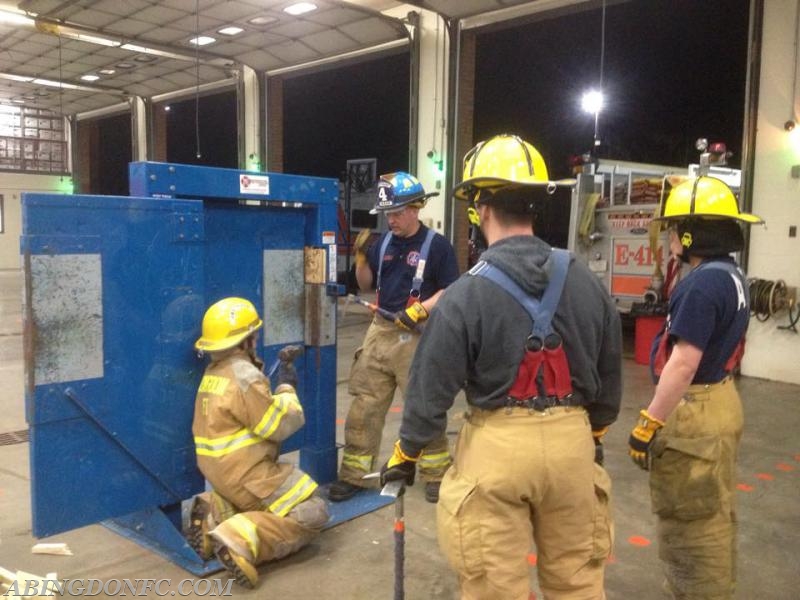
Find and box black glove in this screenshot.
[276,345,303,388]
[594,438,604,465]
[380,441,418,487]
[592,426,608,466]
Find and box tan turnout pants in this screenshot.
[207,491,328,566]
[437,405,613,600]
[650,377,744,600]
[338,317,451,484]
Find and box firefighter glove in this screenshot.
[394,302,428,331]
[353,228,371,268]
[380,440,419,487]
[593,426,608,465]
[628,409,665,470]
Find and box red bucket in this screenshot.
[634,316,666,366]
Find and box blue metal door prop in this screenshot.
[19,162,394,576]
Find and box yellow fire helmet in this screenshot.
[195,297,263,352]
[656,176,764,224]
[453,134,576,201]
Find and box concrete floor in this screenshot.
[0,268,798,599]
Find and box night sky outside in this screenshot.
[474,0,750,179]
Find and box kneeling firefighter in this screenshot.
[628,176,764,599]
[188,298,328,588]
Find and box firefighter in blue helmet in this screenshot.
[328,171,459,504]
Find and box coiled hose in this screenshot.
[748,278,799,332]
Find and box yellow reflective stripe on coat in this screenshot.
[419,451,451,470]
[342,452,372,473]
[252,394,292,440]
[194,428,260,457]
[198,375,229,395]
[268,474,318,517]
[227,513,259,561]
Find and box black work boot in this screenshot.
[327,480,364,502]
[425,481,441,503]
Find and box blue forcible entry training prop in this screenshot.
[21,162,392,575]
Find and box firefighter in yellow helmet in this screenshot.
[187,297,328,588]
[381,134,622,599]
[628,176,764,599]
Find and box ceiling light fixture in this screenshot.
[0,73,33,83]
[248,16,278,26]
[217,26,244,36]
[99,69,116,75]
[189,36,216,46]
[116,62,135,69]
[22,77,126,94]
[120,43,148,53]
[32,78,81,89]
[283,2,317,16]
[81,74,100,82]
[75,33,120,47]
[133,55,157,63]
[120,43,196,61]
[0,9,34,26]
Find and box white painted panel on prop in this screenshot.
[262,249,304,345]
[31,254,103,384]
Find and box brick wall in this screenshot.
[454,31,476,273]
[267,76,284,173]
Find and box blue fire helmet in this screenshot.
[370,171,439,214]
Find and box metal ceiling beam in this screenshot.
[30,17,236,68]
[461,0,594,30]
[265,39,408,76]
[0,71,129,95]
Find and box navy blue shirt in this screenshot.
[652,258,749,383]
[366,224,459,313]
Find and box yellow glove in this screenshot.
[628,410,665,470]
[394,301,428,331]
[353,228,371,268]
[380,440,419,486]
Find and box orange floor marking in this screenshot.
[756,473,774,481]
[527,553,537,566]
[776,463,794,472]
[628,535,651,547]
[736,483,754,492]
[335,418,345,425]
[389,406,402,413]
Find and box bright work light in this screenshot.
[581,90,604,114]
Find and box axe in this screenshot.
[364,472,406,600]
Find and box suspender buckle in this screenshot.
[543,333,562,350]
[525,335,543,352]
